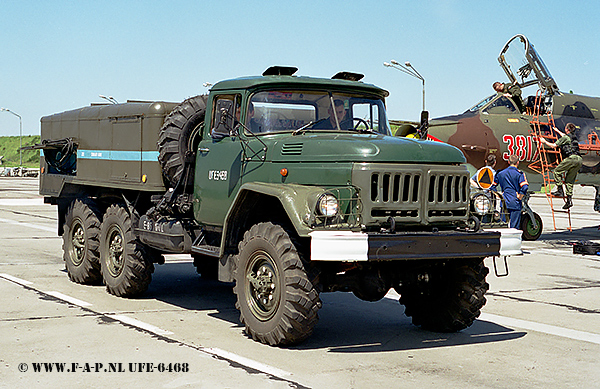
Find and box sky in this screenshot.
[1,0,599,136]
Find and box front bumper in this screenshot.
[484,228,522,256]
[309,230,500,261]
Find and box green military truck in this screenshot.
[38,66,500,346]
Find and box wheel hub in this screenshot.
[106,226,124,277]
[245,252,280,321]
[70,220,85,265]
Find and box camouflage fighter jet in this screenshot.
[424,34,600,204]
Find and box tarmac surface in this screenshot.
[1,178,599,388]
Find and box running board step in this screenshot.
[192,244,220,257]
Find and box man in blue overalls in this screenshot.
[491,154,529,229]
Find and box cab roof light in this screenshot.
[331,71,364,81]
[262,66,298,77]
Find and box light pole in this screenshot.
[0,107,23,170]
[384,60,426,111]
[99,95,118,104]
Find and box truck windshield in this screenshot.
[246,90,390,135]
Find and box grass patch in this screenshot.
[0,135,41,168]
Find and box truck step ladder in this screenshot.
[527,90,572,232]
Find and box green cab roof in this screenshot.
[210,74,390,97]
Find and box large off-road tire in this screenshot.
[520,212,543,241]
[399,259,489,332]
[157,95,207,188]
[233,222,321,346]
[99,204,152,297]
[63,198,102,284]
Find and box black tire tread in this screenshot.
[521,212,543,241]
[157,95,207,188]
[100,204,152,297]
[232,222,320,346]
[63,198,102,284]
[400,260,489,332]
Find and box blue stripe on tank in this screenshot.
[77,150,159,162]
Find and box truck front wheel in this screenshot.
[100,204,152,297]
[233,222,321,346]
[399,259,489,332]
[63,198,102,284]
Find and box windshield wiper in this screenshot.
[292,118,326,135]
[344,127,376,134]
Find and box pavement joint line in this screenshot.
[0,273,33,286]
[106,314,174,336]
[45,291,92,307]
[0,216,56,233]
[384,291,600,345]
[0,198,45,206]
[203,347,293,379]
[3,270,306,387]
[479,313,600,345]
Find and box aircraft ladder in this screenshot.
[527,90,572,231]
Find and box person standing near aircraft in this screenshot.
[491,154,529,228]
[538,123,582,209]
[470,154,497,188]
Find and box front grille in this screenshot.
[352,163,470,226]
[370,172,421,204]
[427,174,469,204]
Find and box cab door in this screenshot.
[193,94,244,226]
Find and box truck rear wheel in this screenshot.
[63,198,102,284]
[233,222,321,346]
[399,259,489,332]
[100,204,152,297]
[158,95,207,188]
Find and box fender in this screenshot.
[220,182,335,256]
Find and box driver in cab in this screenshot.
[314,99,350,130]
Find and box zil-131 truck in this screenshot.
[36,66,504,346]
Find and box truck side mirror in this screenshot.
[211,107,233,140]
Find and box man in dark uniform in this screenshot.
[244,102,261,133]
[538,123,582,209]
[491,154,529,228]
[314,99,349,130]
[493,81,524,113]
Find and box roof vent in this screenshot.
[332,71,364,81]
[263,66,298,76]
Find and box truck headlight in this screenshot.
[317,193,339,217]
[472,193,491,215]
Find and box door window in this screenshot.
[211,94,241,137]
